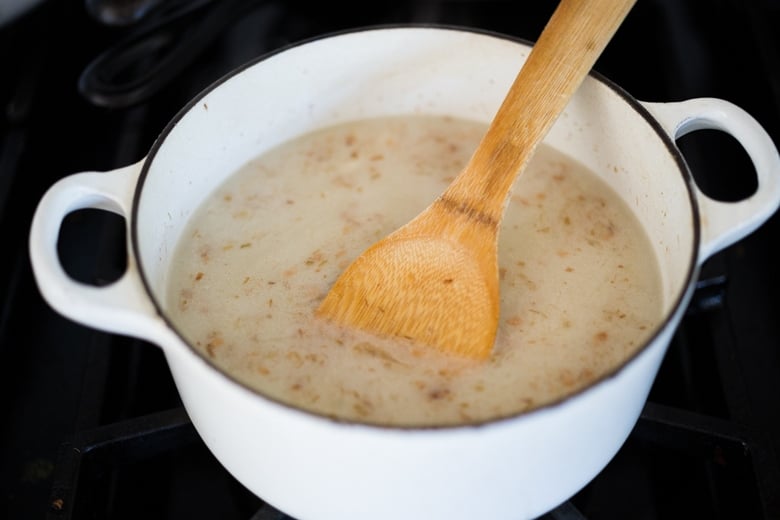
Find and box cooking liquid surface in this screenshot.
[165,115,662,427]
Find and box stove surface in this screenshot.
[1,1,779,519]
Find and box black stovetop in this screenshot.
[2,1,779,519]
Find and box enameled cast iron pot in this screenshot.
[29,27,780,520]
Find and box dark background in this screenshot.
[1,1,779,519]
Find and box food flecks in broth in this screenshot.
[165,115,662,427]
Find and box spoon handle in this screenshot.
[443,0,637,218]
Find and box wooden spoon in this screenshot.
[317,0,637,359]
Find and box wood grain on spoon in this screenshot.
[317,0,637,359]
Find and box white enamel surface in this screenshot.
[645,98,780,259]
[28,27,780,520]
[28,161,166,339]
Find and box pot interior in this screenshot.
[134,26,697,350]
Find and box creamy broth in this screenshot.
[165,115,662,427]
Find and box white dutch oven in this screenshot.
[29,27,780,519]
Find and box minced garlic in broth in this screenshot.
[165,115,662,427]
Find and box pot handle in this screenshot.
[643,98,780,260]
[28,159,171,346]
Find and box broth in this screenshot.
[165,115,662,427]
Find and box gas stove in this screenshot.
[1,1,779,518]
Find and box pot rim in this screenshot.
[130,23,701,430]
